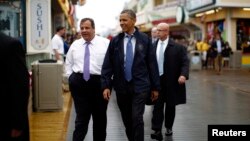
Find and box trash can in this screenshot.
[31,60,63,111]
[230,51,242,68]
[190,51,202,70]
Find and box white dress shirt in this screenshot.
[65,35,110,77]
[216,40,222,53]
[156,37,169,75]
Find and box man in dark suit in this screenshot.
[151,23,189,140]
[0,32,30,141]
[101,9,161,141]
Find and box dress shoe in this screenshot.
[151,130,163,141]
[165,128,173,136]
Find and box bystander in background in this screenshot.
[51,26,66,62]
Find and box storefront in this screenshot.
[237,19,250,67]
[24,0,78,70]
[148,3,191,41]
[0,0,26,47]
[206,20,225,41]
[237,19,250,52]
[186,0,250,67]
[136,11,152,34]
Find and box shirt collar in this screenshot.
[124,28,135,38]
[83,35,97,45]
[159,37,169,46]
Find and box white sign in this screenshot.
[30,0,49,50]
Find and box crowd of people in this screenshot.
[193,33,232,74]
[173,33,233,74]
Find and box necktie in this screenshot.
[125,35,133,81]
[158,41,164,75]
[83,42,90,81]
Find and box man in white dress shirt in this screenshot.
[51,26,66,61]
[65,18,109,141]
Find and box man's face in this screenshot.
[157,25,169,41]
[80,20,95,41]
[151,29,158,38]
[215,34,220,40]
[119,13,135,34]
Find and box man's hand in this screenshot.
[151,90,159,101]
[103,88,111,101]
[178,75,186,84]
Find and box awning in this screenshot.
[148,6,178,25]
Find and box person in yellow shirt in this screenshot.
[200,39,210,69]
[196,39,210,69]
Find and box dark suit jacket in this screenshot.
[155,39,189,106]
[101,27,160,94]
[0,32,30,141]
[211,39,225,56]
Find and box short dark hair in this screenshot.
[120,9,136,20]
[56,26,65,32]
[80,18,95,29]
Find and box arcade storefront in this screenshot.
[0,0,25,45]
[237,19,250,53]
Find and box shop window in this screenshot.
[0,1,22,38]
[237,19,250,53]
[206,20,225,43]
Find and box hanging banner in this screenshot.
[29,0,50,52]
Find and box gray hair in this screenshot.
[120,9,136,20]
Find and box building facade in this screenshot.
[186,0,250,67]
[127,0,250,67]
[0,0,78,70]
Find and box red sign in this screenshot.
[152,18,176,25]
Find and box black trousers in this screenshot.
[69,73,108,141]
[152,76,176,131]
[116,81,148,141]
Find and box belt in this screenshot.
[73,72,101,78]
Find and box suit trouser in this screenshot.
[152,76,176,131]
[215,53,223,72]
[116,81,147,141]
[69,72,108,141]
[151,96,176,131]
